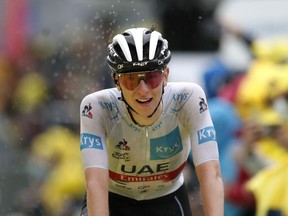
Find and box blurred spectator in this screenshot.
[0,13,113,215]
[208,98,244,216]
[202,59,230,98]
[1,1,287,215]
[23,125,85,216]
[184,97,242,216]
[227,39,288,215]
[235,109,288,216]
[201,17,288,215]
[0,57,17,112]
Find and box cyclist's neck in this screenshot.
[128,101,163,127]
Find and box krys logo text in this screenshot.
[80,133,103,150]
[197,126,216,144]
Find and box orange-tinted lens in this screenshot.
[119,71,163,90]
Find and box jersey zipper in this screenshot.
[145,126,149,138]
[140,126,149,199]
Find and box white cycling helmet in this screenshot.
[107,27,171,73]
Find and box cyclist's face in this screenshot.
[117,67,169,118]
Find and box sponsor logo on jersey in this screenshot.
[138,185,150,193]
[199,97,208,113]
[171,92,191,112]
[120,162,170,174]
[109,162,186,183]
[150,127,183,160]
[129,123,141,132]
[138,185,150,189]
[80,133,103,150]
[82,103,93,118]
[112,139,131,161]
[98,100,119,119]
[112,152,130,161]
[115,139,130,150]
[152,121,163,132]
[197,126,216,144]
[114,184,130,189]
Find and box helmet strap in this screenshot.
[118,84,164,124]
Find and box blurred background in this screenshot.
[1,0,288,215]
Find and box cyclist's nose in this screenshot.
[137,79,149,91]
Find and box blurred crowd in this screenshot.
[0,20,114,215]
[1,1,288,216]
[185,23,288,216]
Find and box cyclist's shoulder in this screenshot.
[166,82,203,91]
[81,88,120,104]
[81,88,121,107]
[163,82,207,113]
[164,82,205,99]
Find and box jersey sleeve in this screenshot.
[184,83,219,166]
[80,92,109,170]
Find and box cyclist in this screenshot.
[80,26,224,216]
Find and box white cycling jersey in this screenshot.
[80,82,219,200]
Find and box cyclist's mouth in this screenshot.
[136,98,153,104]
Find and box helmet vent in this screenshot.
[123,32,130,36]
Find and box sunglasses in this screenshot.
[117,70,164,90]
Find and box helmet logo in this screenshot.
[117,64,124,69]
[133,62,148,67]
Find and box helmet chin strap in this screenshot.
[117,85,164,122]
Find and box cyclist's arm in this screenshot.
[85,167,109,216]
[80,92,111,216]
[182,83,224,215]
[196,160,224,216]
